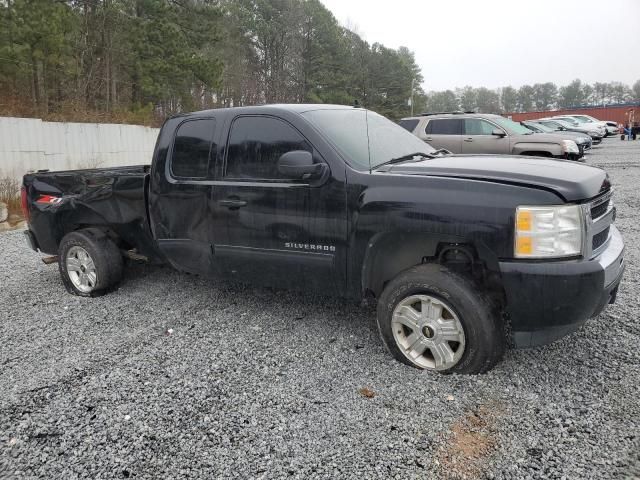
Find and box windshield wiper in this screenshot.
[375,150,448,169]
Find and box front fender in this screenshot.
[360,231,461,296]
[512,142,563,156]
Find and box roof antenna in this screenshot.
[353,99,361,108]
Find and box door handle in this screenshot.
[219,198,247,209]
[425,137,433,141]
[464,137,473,142]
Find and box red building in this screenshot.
[507,103,639,126]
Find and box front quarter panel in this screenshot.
[347,170,563,297]
[511,140,562,156]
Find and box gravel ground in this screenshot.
[1,138,639,479]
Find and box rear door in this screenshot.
[462,118,510,154]
[148,117,219,275]
[422,118,462,153]
[210,114,347,294]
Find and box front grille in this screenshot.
[586,190,614,258]
[592,227,610,251]
[591,199,609,219]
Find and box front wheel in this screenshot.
[376,264,505,374]
[58,229,123,297]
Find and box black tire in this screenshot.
[376,264,505,374]
[58,229,123,297]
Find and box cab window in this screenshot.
[171,119,216,178]
[225,116,313,181]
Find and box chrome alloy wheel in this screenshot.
[66,246,97,293]
[391,294,465,370]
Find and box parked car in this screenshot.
[563,114,618,136]
[604,121,619,131]
[22,104,624,374]
[550,116,607,137]
[521,120,592,157]
[537,118,603,144]
[399,112,581,160]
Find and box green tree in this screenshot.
[609,81,631,104]
[593,82,610,105]
[126,0,223,114]
[532,82,557,110]
[424,90,458,113]
[517,85,534,112]
[633,80,640,102]
[457,86,477,112]
[558,79,584,108]
[0,0,77,114]
[581,84,594,105]
[500,86,518,113]
[475,87,500,113]
[299,0,352,105]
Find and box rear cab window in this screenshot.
[171,119,216,178]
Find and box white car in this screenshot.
[562,114,618,136]
[538,118,603,144]
[551,116,607,137]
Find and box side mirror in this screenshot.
[277,150,324,179]
[492,129,506,137]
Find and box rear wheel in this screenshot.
[376,264,505,374]
[58,229,123,296]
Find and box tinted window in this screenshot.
[428,119,462,135]
[172,119,215,178]
[464,119,498,135]
[398,119,419,132]
[225,116,312,180]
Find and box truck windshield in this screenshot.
[301,109,436,170]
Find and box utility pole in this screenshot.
[410,78,415,116]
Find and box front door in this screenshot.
[211,115,347,294]
[462,118,510,154]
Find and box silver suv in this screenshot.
[399,113,581,160]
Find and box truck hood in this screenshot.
[376,155,608,202]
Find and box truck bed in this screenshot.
[23,165,157,257]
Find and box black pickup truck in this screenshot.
[22,104,625,374]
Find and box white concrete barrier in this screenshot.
[0,117,160,183]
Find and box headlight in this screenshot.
[561,139,579,153]
[514,205,583,258]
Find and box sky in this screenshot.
[320,0,640,92]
